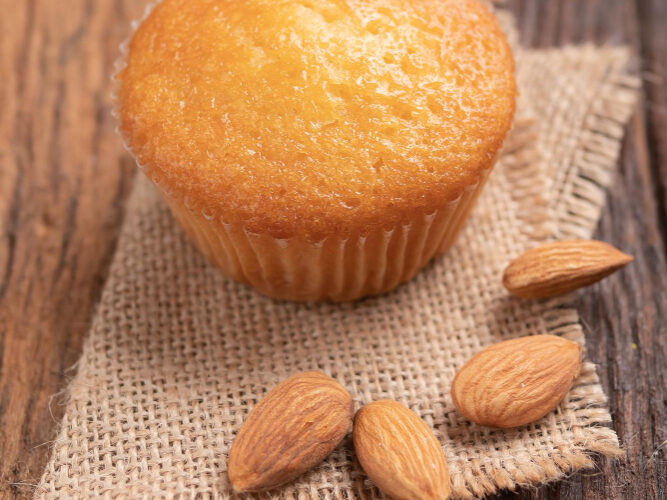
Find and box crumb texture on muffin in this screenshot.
[117,0,515,239]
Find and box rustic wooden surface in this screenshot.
[0,0,664,498]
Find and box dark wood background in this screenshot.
[0,0,664,498]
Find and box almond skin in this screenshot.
[451,335,582,428]
[502,240,633,298]
[228,371,353,492]
[353,400,451,500]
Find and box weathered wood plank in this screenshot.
[0,0,141,496]
[636,0,667,240]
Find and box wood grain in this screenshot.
[0,0,664,499]
[0,0,142,496]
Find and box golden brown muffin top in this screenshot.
[117,0,515,240]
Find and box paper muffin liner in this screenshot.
[112,0,498,301]
[155,172,490,301]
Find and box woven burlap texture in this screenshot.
[36,25,639,500]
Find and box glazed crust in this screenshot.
[117,0,516,240]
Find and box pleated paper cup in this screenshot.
[155,170,490,301]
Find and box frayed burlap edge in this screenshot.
[551,48,640,239]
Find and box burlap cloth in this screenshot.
[36,8,639,499]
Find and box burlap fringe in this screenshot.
[550,46,641,239]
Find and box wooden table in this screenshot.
[1,1,664,498]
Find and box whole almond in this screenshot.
[353,400,451,500]
[502,240,633,298]
[228,371,353,492]
[451,335,581,428]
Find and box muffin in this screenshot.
[115,0,516,301]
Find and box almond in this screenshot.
[353,400,451,500]
[502,240,633,298]
[451,335,581,428]
[227,371,353,492]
